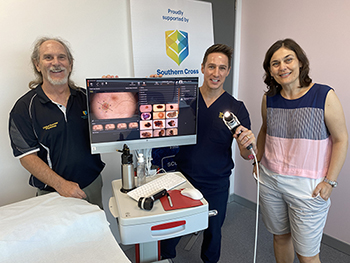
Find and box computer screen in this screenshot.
[86,77,198,154]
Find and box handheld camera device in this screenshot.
[138,189,167,210]
[223,111,252,150]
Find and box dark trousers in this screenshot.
[161,188,229,263]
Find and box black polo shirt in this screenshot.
[9,85,105,191]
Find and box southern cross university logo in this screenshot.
[165,30,189,65]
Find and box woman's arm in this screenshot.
[313,90,348,200]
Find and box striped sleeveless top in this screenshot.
[260,83,332,179]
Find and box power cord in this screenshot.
[250,148,260,263]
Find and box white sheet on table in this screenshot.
[0,192,131,263]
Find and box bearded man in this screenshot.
[9,37,105,208]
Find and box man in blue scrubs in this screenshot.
[9,37,105,208]
[161,44,257,263]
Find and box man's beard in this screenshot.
[47,66,69,86]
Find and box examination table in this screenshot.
[0,192,131,263]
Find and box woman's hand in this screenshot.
[312,181,333,200]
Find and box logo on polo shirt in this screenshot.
[81,110,88,119]
[43,122,58,130]
[219,112,224,119]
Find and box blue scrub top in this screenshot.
[175,91,251,191]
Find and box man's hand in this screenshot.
[102,75,118,78]
[56,179,87,199]
[101,74,163,78]
[233,125,257,154]
[148,74,163,78]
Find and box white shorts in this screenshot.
[258,164,330,257]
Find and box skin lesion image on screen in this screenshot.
[89,92,138,120]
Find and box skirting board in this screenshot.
[229,194,350,256]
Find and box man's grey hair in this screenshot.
[29,37,78,89]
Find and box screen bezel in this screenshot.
[86,77,198,154]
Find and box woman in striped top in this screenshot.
[256,39,348,263]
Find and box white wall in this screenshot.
[234,0,350,244]
[0,0,133,240]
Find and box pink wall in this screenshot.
[234,0,350,244]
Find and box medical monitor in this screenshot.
[86,77,198,154]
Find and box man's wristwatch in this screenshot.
[323,177,338,188]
